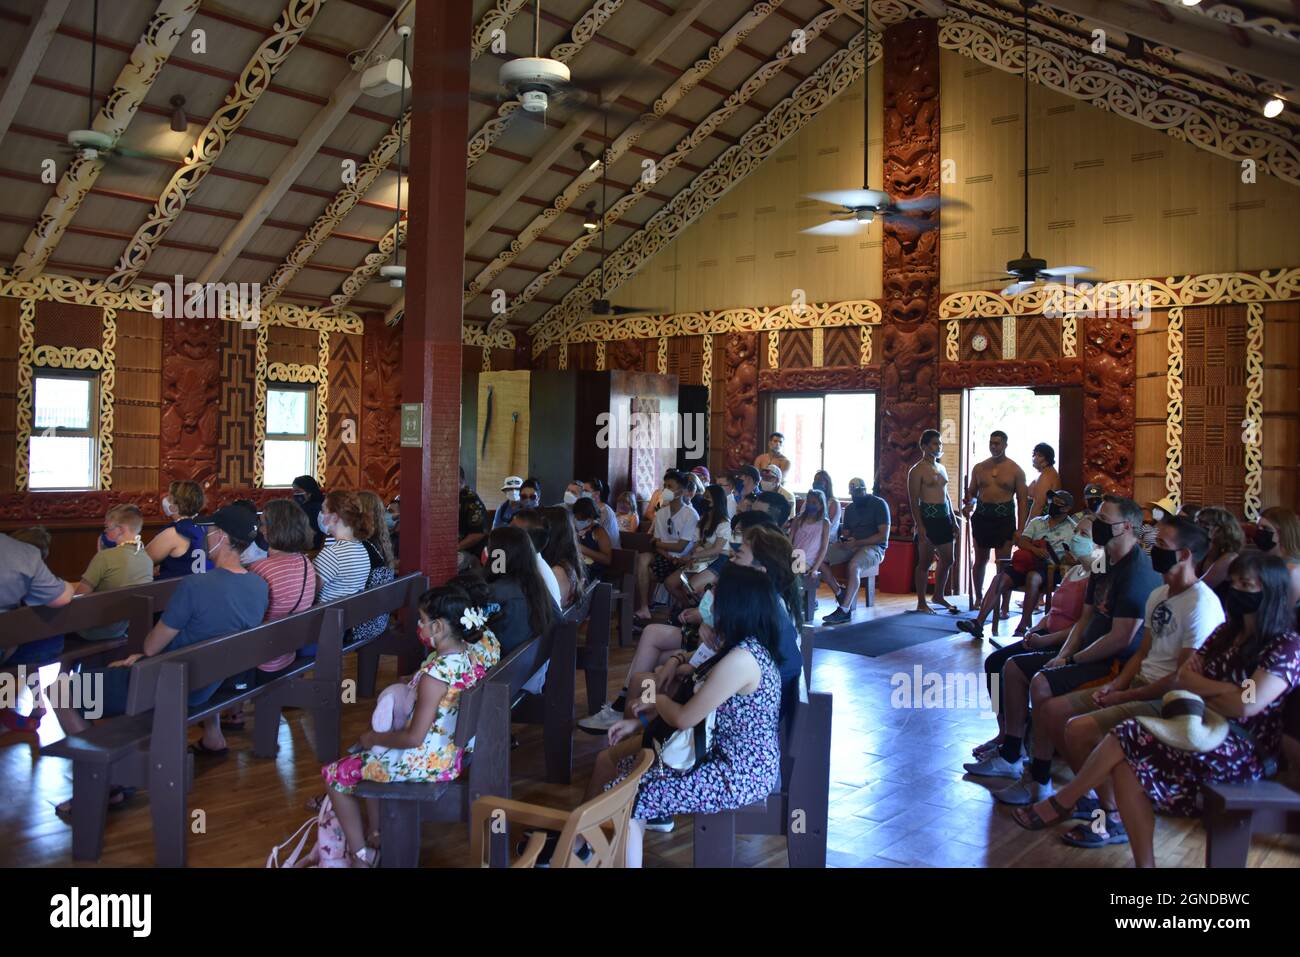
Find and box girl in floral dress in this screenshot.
[601,564,785,867]
[320,583,501,867]
[1012,552,1300,867]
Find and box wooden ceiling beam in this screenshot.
[0,0,71,151]
[196,3,415,286]
[11,0,201,281]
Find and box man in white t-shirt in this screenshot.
[1039,514,1224,847]
[633,470,699,621]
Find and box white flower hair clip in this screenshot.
[459,606,488,632]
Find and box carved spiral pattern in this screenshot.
[253,326,268,488]
[98,308,117,490]
[811,327,824,367]
[482,345,493,373]
[1062,314,1077,357]
[560,299,880,345]
[595,339,606,372]
[767,329,780,371]
[1243,302,1264,521]
[657,338,667,375]
[105,0,325,291]
[1164,306,1184,502]
[330,217,406,313]
[559,341,568,371]
[701,334,712,418]
[945,319,960,362]
[471,0,530,58]
[861,325,873,367]
[1001,316,1016,360]
[14,299,36,491]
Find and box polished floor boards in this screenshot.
[2,588,1298,868]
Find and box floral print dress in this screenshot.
[607,638,782,819]
[1111,625,1300,816]
[322,635,501,793]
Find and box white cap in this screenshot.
[501,475,523,492]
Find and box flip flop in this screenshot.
[188,741,228,757]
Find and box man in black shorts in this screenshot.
[908,428,959,613]
[963,430,1028,604]
[987,495,1161,806]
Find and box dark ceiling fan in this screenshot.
[998,0,1097,296]
[802,0,965,236]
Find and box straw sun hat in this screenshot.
[1135,690,1230,753]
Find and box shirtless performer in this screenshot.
[1023,442,1061,529]
[908,429,960,613]
[754,431,792,477]
[962,430,1029,603]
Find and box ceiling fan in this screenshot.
[587,111,661,319]
[61,0,175,167]
[802,1,964,236]
[997,0,1097,297]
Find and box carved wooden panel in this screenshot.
[1017,313,1061,361]
[606,337,646,373]
[326,332,361,491]
[0,298,18,491]
[758,367,881,393]
[361,320,401,502]
[938,358,1082,388]
[959,316,1002,362]
[111,309,162,491]
[161,317,221,487]
[823,327,860,368]
[216,322,257,489]
[1082,315,1137,495]
[1181,304,1249,514]
[781,329,814,370]
[266,324,319,368]
[723,331,759,470]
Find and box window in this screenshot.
[264,384,315,487]
[29,371,99,490]
[771,392,877,494]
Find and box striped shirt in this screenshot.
[251,551,317,672]
[314,538,371,604]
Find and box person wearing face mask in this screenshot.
[716,474,739,520]
[50,506,269,771]
[313,491,376,606]
[1011,552,1300,868]
[986,496,1162,807]
[633,471,699,626]
[614,490,641,535]
[229,498,269,565]
[562,481,584,508]
[733,465,761,514]
[572,496,614,577]
[811,470,841,541]
[147,480,211,578]
[820,477,890,625]
[754,430,791,477]
[673,484,732,605]
[456,467,489,571]
[792,488,831,608]
[1072,482,1106,521]
[492,476,525,529]
[1254,506,1300,605]
[290,475,326,550]
[581,477,621,547]
[1027,515,1225,847]
[758,463,797,516]
[641,469,678,526]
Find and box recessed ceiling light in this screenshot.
[1264,96,1285,118]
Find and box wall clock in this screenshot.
[971,333,988,353]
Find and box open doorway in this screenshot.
[770,392,878,494]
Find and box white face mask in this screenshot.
[162,495,177,518]
[660,489,675,504]
[505,489,520,502]
[761,479,778,492]
[318,512,333,536]
[579,490,594,500]
[563,491,578,506]
[576,519,594,532]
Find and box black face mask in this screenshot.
[1150,545,1180,574]
[1254,527,1276,552]
[1092,520,1115,546]
[850,488,867,502]
[1049,505,1068,517]
[1224,587,1263,617]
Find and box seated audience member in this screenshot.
[1195,506,1244,591]
[717,473,739,520]
[792,488,831,596]
[292,476,327,550]
[51,506,269,783]
[633,471,699,625]
[147,480,210,578]
[614,490,640,534]
[755,430,792,476]
[813,470,841,541]
[585,564,784,866]
[734,465,761,513]
[357,490,397,571]
[673,483,731,605]
[1138,498,1176,553]
[456,467,489,571]
[580,477,621,547]
[753,489,792,528]
[230,499,269,564]
[983,496,1161,806]
[759,463,797,516]
[641,469,676,526]
[0,528,74,733]
[958,489,1077,639]
[573,497,614,578]
[1024,442,1061,524]
[386,495,400,558]
[248,499,317,684]
[1179,502,1201,522]
[1041,515,1224,847]
[320,583,500,867]
[482,526,557,654]
[821,477,891,625]
[510,508,562,607]
[687,472,709,515]
[75,506,154,640]
[562,481,584,507]
[313,490,376,645]
[541,506,586,609]
[1075,482,1105,520]
[1011,552,1300,868]
[968,516,1101,766]
[493,476,525,529]
[1254,506,1300,604]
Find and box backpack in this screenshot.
[266,794,349,868]
[352,541,396,643]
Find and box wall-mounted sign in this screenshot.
[400,403,423,447]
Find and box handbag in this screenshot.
[351,541,395,643]
[641,654,720,773]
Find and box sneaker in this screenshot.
[577,704,623,735]
[962,752,1022,779]
[643,816,675,832]
[822,607,851,625]
[992,768,1055,806]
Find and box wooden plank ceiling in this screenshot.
[0,0,1295,329]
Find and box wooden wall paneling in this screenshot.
[216,322,258,489]
[571,341,596,373]
[110,309,162,492]
[1181,304,1249,514]
[1262,302,1299,512]
[781,328,814,369]
[161,318,221,488]
[476,370,532,511]
[0,298,18,491]
[960,316,1002,362]
[265,324,319,368]
[937,51,1300,294]
[1133,309,1171,508]
[32,301,102,351]
[361,320,401,502]
[1017,313,1061,361]
[325,332,361,491]
[822,326,859,368]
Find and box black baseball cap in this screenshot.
[203,504,260,544]
[1046,489,1075,509]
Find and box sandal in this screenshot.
[1011,795,1072,831]
[352,846,380,868]
[1061,818,1129,848]
[188,741,228,757]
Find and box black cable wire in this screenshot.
[88,0,99,129]
[394,29,408,269]
[1022,0,1030,256]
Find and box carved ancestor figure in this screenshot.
[160,319,220,486]
[723,332,759,470]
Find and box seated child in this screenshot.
[320,583,500,867]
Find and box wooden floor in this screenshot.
[3,588,1298,868]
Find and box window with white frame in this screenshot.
[29,371,99,490]
[264,384,316,488]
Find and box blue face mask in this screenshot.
[698,589,715,628]
[1070,534,1095,560]
[384,511,396,531]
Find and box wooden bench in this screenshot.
[355,632,553,867]
[1202,692,1300,867]
[509,606,581,785]
[574,580,613,717]
[605,547,637,647]
[44,604,345,865]
[692,624,832,867]
[354,573,428,699]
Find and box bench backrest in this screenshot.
[317,572,426,633]
[0,589,153,648]
[129,575,188,612]
[562,579,600,626]
[620,531,655,553]
[453,631,544,748]
[607,548,636,577]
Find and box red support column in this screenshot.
[399,3,472,579]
